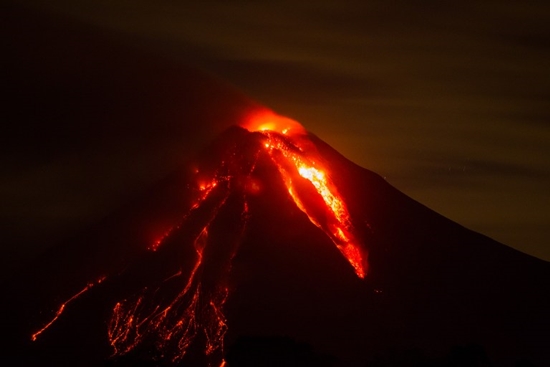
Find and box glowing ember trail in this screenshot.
[31,276,106,341]
[244,109,305,135]
[109,227,209,358]
[108,152,253,365]
[244,110,367,278]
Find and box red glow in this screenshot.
[244,177,261,195]
[242,109,305,135]
[31,276,106,341]
[109,227,209,357]
[108,186,239,365]
[148,178,219,252]
[248,111,368,278]
[149,228,174,252]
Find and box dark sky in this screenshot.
[2,1,550,271]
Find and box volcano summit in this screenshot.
[3,111,550,367]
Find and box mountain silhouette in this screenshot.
[3,121,549,367]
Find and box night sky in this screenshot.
[2,1,549,278]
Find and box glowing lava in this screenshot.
[109,227,210,359]
[244,109,306,135]
[31,276,106,341]
[108,151,254,366]
[243,110,367,278]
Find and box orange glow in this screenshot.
[149,227,174,252]
[108,187,235,365]
[109,163,242,364]
[199,180,217,192]
[257,120,367,278]
[242,109,305,135]
[109,228,208,357]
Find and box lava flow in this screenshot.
[243,110,367,278]
[107,142,256,366]
[31,276,106,341]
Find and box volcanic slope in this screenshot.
[3,124,550,367]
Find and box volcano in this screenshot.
[3,112,550,367]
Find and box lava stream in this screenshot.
[108,153,253,365]
[31,276,106,341]
[244,111,367,278]
[149,179,219,252]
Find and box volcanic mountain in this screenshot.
[3,112,550,367]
